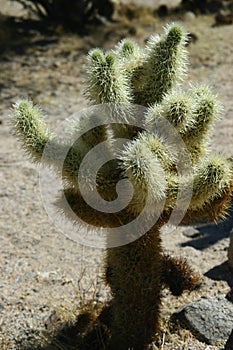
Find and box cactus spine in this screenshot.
[12,23,233,349]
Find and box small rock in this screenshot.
[0,303,4,312]
[184,11,196,21]
[182,226,201,238]
[52,61,61,68]
[171,296,233,344]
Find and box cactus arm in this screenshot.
[115,39,145,99]
[190,155,232,209]
[161,254,202,296]
[165,155,232,216]
[11,100,83,184]
[115,39,144,72]
[146,85,221,163]
[181,85,220,161]
[85,49,132,104]
[137,132,176,170]
[119,131,176,174]
[184,182,233,222]
[119,133,173,213]
[12,100,51,163]
[135,23,188,106]
[145,90,193,132]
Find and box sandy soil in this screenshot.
[0,3,233,349]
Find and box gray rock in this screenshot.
[182,226,201,238]
[171,296,233,345]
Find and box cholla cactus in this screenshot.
[12,23,233,350]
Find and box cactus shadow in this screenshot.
[204,261,233,287]
[22,305,111,350]
[180,204,233,250]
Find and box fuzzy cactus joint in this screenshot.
[11,23,233,349]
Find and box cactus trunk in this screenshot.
[105,224,162,349]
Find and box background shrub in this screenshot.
[10,0,116,30]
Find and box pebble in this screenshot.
[182,226,201,238]
[184,11,196,21]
